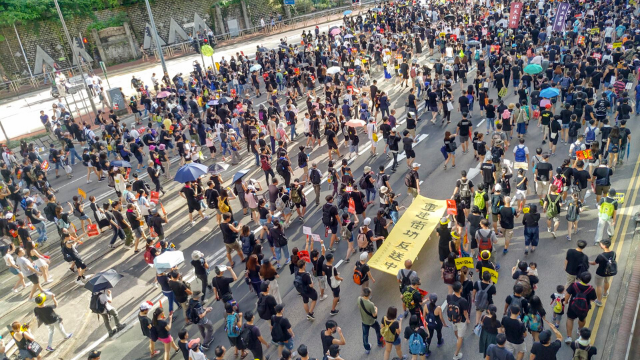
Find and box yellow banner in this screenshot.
[482,267,499,284]
[369,196,447,275]
[78,188,87,200]
[612,42,622,49]
[455,257,474,270]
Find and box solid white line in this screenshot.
[335,259,344,268]
[477,118,486,127]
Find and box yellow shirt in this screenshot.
[163,118,172,131]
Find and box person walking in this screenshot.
[595,188,618,245]
[33,292,72,351]
[95,289,126,337]
[138,302,160,358]
[478,304,503,358]
[530,324,563,360]
[447,282,470,360]
[423,293,446,352]
[240,311,270,360]
[484,333,514,360]
[320,320,346,359]
[357,287,384,354]
[501,305,527,360]
[381,307,404,360]
[294,260,317,320]
[151,308,180,360]
[590,239,616,306]
[565,240,589,289]
[187,291,214,348]
[324,253,342,316]
[270,304,295,357]
[564,272,597,344]
[168,270,192,321]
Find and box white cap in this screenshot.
[363,217,371,225]
[412,163,421,168]
[360,252,369,261]
[494,184,502,191]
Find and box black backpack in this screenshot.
[404,171,416,187]
[293,272,308,294]
[310,168,322,185]
[399,270,412,293]
[89,292,106,314]
[256,294,273,320]
[322,204,334,227]
[604,253,617,276]
[569,283,594,318]
[187,301,202,324]
[277,158,287,174]
[43,205,55,222]
[236,326,254,350]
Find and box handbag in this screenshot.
[446,101,454,111]
[473,323,482,337]
[27,340,43,356]
[330,267,342,288]
[372,132,378,142]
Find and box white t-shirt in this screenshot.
[189,349,206,360]
[4,253,16,268]
[99,292,115,311]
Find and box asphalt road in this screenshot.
[1,21,639,360]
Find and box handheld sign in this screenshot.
[482,267,499,284]
[455,257,474,270]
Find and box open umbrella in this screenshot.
[330,28,342,35]
[540,87,560,98]
[250,64,262,72]
[84,269,123,293]
[371,7,382,11]
[207,100,219,106]
[154,251,185,273]
[174,163,209,183]
[217,97,233,105]
[111,160,131,168]
[343,10,352,15]
[232,169,250,183]
[444,14,456,21]
[257,47,268,52]
[299,62,310,67]
[156,91,171,99]
[327,66,341,75]
[344,34,355,39]
[345,119,366,127]
[466,40,481,46]
[523,63,543,75]
[278,44,289,49]
[208,163,229,175]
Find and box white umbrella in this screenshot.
[154,250,185,273]
[250,64,262,72]
[327,66,341,75]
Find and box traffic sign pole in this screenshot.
[100,61,111,89]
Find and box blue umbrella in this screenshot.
[174,163,209,183]
[232,169,250,183]
[540,87,560,98]
[111,160,132,168]
[343,10,352,15]
[371,7,382,11]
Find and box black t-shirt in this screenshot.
[499,207,516,229]
[220,222,237,244]
[211,276,234,296]
[388,135,400,151]
[156,319,170,339]
[530,340,562,360]
[572,169,590,189]
[402,136,414,152]
[473,281,497,305]
[595,251,615,277]
[321,331,335,355]
[271,315,292,341]
[357,262,370,282]
[139,315,152,337]
[191,259,207,276]
[481,163,496,183]
[168,279,190,303]
[458,119,472,136]
[536,162,553,181]
[34,305,58,325]
[501,317,526,344]
[447,294,469,322]
[565,249,588,276]
[312,255,325,277]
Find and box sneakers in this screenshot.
[547,227,552,233]
[46,346,55,351]
[365,349,370,355]
[567,236,571,241]
[551,231,556,239]
[604,291,609,298]
[43,278,54,285]
[595,300,603,307]
[452,352,463,360]
[320,294,328,301]
[565,336,573,345]
[437,339,444,347]
[191,221,196,226]
[330,310,339,316]
[65,333,73,339]
[524,250,529,255]
[307,312,315,320]
[503,248,508,254]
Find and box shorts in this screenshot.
[453,322,467,337]
[407,187,418,198]
[259,219,268,226]
[550,135,559,145]
[407,128,416,138]
[225,241,242,255]
[566,273,577,287]
[491,213,500,223]
[277,339,294,351]
[459,136,469,144]
[459,197,471,209]
[391,336,401,346]
[536,181,549,196]
[74,260,87,269]
[547,215,560,224]
[301,289,318,304]
[429,105,438,112]
[78,214,90,221]
[229,336,238,347]
[562,123,570,129]
[187,201,201,213]
[314,275,327,290]
[595,185,610,196]
[329,224,338,235]
[294,199,307,208]
[158,335,174,344]
[506,341,527,354]
[503,229,514,243]
[405,150,416,159]
[9,267,20,275]
[328,143,338,150]
[330,285,341,298]
[566,306,587,322]
[133,227,144,237]
[595,274,612,288]
[305,132,312,137]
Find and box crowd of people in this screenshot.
[2,0,638,359]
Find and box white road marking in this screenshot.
[335,259,344,268]
[385,134,429,169]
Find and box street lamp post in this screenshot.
[52,0,98,118]
[144,0,168,75]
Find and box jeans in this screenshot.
[100,308,122,333]
[198,321,214,345]
[162,290,181,313]
[366,188,377,203]
[290,125,297,139]
[110,227,125,245]
[513,79,520,88]
[47,320,69,348]
[391,151,398,170]
[254,153,260,167]
[69,148,82,165]
[390,210,399,224]
[35,222,47,243]
[362,322,383,351]
[264,169,276,186]
[221,145,231,156]
[595,217,614,243]
[275,244,290,263]
[380,107,390,118]
[486,117,496,132]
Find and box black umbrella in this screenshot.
[279,44,289,49]
[218,97,232,105]
[444,14,455,21]
[84,269,124,292]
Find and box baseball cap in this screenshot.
[275,304,285,313]
[88,350,101,359]
[545,103,552,108]
[494,184,502,191]
[360,252,369,261]
[363,217,371,225]
[412,163,420,168]
[140,301,153,311]
[391,127,397,132]
[411,277,421,285]
[188,338,201,349]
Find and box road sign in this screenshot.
[284,0,295,4]
[99,61,112,89]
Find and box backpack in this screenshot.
[599,199,615,220]
[187,302,202,324]
[356,230,368,249]
[402,288,418,311]
[399,270,412,293]
[477,231,493,252]
[604,253,617,276]
[271,316,285,342]
[226,314,241,337]
[595,169,610,186]
[277,158,287,174]
[475,49,480,60]
[515,274,533,297]
[290,187,301,204]
[585,127,597,144]
[275,195,285,211]
[514,145,527,163]
[569,283,594,318]
[561,77,572,90]
[491,194,503,214]
[218,198,230,213]
[380,318,396,343]
[474,281,490,310]
[566,203,579,222]
[474,191,486,210]
[89,292,106,314]
[524,313,542,332]
[322,205,334,227]
[293,272,309,294]
[241,235,253,255]
[404,171,416,188]
[446,296,463,323]
[43,205,55,222]
[459,179,471,198]
[408,331,427,355]
[256,294,273,320]
[359,175,369,189]
[546,194,561,218]
[310,168,321,184]
[490,146,502,163]
[236,326,254,350]
[553,297,563,313]
[553,175,565,192]
[572,343,591,360]
[443,264,457,284]
[353,263,364,285]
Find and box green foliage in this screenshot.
[0,0,143,26]
[215,0,241,9]
[87,12,129,31]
